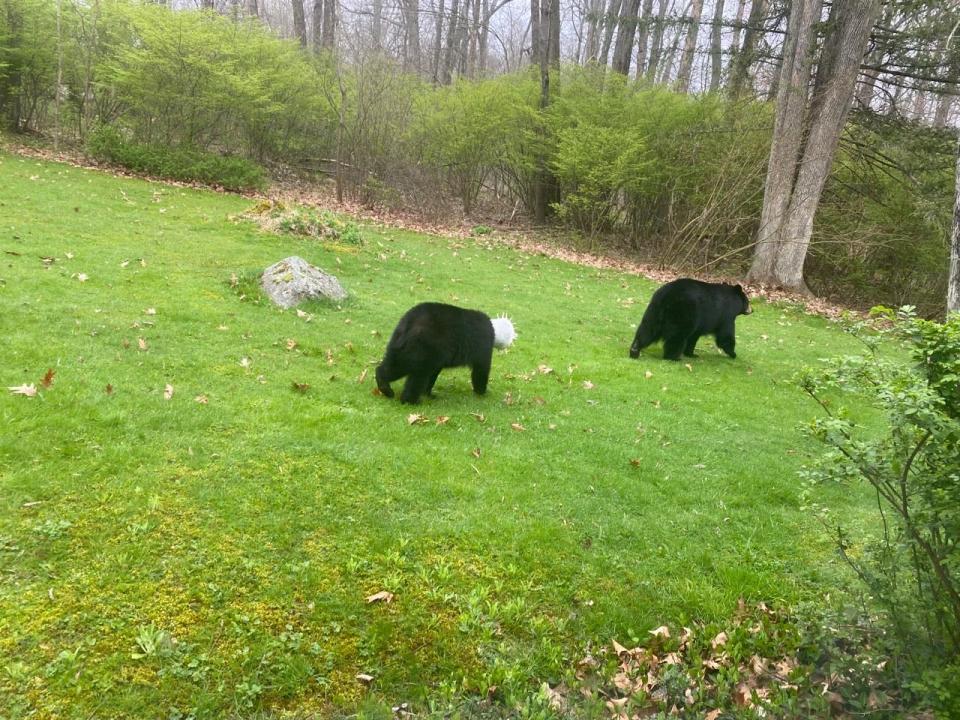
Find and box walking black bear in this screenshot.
[376,302,516,404]
[629,278,752,361]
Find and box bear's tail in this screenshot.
[629,306,661,359]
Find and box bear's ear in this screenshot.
[735,284,743,291]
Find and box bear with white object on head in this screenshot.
[376,302,516,404]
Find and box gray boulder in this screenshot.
[261,256,347,308]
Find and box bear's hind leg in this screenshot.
[683,334,700,357]
[662,327,690,361]
[400,370,433,404]
[470,356,492,395]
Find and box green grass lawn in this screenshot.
[0,151,874,718]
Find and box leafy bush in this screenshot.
[797,307,960,717]
[276,208,363,246]
[87,126,266,191]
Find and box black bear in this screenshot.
[376,302,516,404]
[629,278,752,361]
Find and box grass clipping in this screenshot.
[241,199,363,248]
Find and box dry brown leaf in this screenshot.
[537,364,553,374]
[630,458,641,467]
[663,652,682,665]
[684,363,693,372]
[733,682,754,707]
[582,380,594,390]
[163,384,174,400]
[471,412,485,423]
[286,338,298,351]
[40,369,55,388]
[471,447,481,459]
[407,413,428,425]
[291,382,310,393]
[357,368,368,383]
[711,631,728,649]
[704,710,722,720]
[355,673,374,684]
[144,308,156,315]
[194,394,209,404]
[649,625,671,639]
[510,423,525,431]
[435,415,450,425]
[8,384,37,397]
[644,370,653,379]
[365,590,394,603]
[76,273,89,282]
[138,337,148,351]
[105,384,114,395]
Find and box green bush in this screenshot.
[87,125,266,191]
[798,307,960,717]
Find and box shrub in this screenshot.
[797,307,960,717]
[87,126,266,191]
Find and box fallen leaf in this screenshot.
[407,413,427,425]
[537,364,553,374]
[510,422,525,431]
[137,337,148,351]
[355,673,374,684]
[582,380,594,390]
[704,710,722,720]
[649,625,671,639]
[711,631,728,649]
[163,384,174,400]
[471,447,481,458]
[684,363,693,372]
[357,368,368,383]
[435,415,450,425]
[40,369,55,388]
[366,590,394,603]
[733,682,753,707]
[239,357,251,368]
[65,252,74,259]
[8,384,37,397]
[644,370,653,379]
[471,412,485,423]
[230,273,239,287]
[630,458,641,467]
[76,273,89,282]
[105,384,114,395]
[291,382,310,393]
[194,394,209,404]
[144,308,156,315]
[286,338,297,351]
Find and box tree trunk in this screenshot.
[584,0,603,61]
[478,0,491,75]
[611,0,643,75]
[749,0,883,292]
[245,0,259,18]
[532,0,551,223]
[727,0,767,97]
[321,0,336,49]
[598,0,622,67]
[645,0,670,81]
[950,134,960,314]
[747,0,819,286]
[708,0,724,92]
[433,0,446,83]
[730,0,746,53]
[441,0,462,83]
[548,0,561,67]
[635,0,654,77]
[674,0,704,92]
[372,0,383,50]
[402,0,421,73]
[312,0,323,49]
[292,0,307,46]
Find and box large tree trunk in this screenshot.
[312,0,323,49]
[433,0,446,83]
[747,0,819,287]
[708,0,725,92]
[372,0,383,49]
[645,0,670,81]
[950,134,960,314]
[441,0,461,83]
[320,0,336,49]
[635,0,655,77]
[611,0,643,75]
[748,0,883,292]
[548,0,560,67]
[598,0,623,67]
[730,0,747,53]
[402,0,421,72]
[292,0,307,46]
[727,0,767,97]
[674,0,704,92]
[245,0,259,18]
